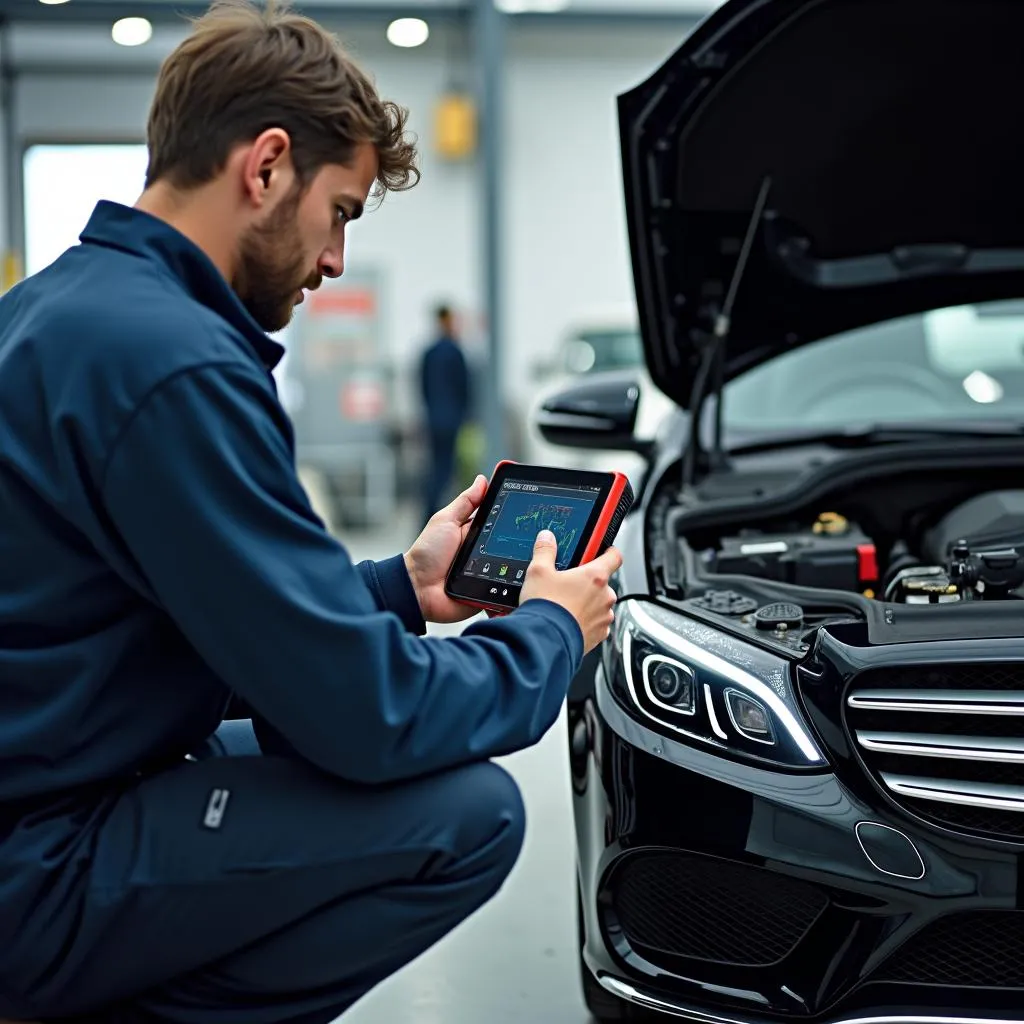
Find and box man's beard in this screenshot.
[234,186,319,333]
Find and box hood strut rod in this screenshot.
[682,175,772,489]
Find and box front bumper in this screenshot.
[572,668,1024,1022]
[595,977,1024,1024]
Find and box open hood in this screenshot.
[618,0,1024,410]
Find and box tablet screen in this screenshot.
[446,464,617,609]
[472,478,600,578]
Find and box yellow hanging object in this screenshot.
[434,92,477,161]
[1,252,23,293]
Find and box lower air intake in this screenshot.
[609,851,828,968]
[874,911,1024,987]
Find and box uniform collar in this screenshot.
[79,200,286,371]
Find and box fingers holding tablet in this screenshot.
[444,461,633,618]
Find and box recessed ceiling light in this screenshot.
[496,0,570,11]
[386,17,429,48]
[111,16,152,46]
[38,0,72,6]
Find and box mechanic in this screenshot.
[0,2,621,1022]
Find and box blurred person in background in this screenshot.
[418,302,472,525]
[0,1,621,1023]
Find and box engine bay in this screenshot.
[700,491,1024,605]
[650,473,1024,654]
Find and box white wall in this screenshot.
[504,24,682,402]
[4,16,689,425]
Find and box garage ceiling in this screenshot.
[0,0,721,22]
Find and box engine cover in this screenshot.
[923,491,1024,563]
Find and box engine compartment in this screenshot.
[699,491,1024,606]
[648,454,1024,654]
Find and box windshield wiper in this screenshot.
[727,420,1024,456]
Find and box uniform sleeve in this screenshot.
[99,362,584,785]
[355,556,427,636]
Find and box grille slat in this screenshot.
[845,663,1024,841]
[858,731,1024,763]
[882,773,1024,812]
[848,689,1024,714]
[610,853,828,968]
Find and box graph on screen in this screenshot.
[483,490,596,568]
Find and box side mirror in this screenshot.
[534,372,652,454]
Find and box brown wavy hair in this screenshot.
[145,0,419,203]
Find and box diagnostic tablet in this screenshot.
[445,460,634,614]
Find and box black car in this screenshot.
[534,0,1024,1020]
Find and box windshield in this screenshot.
[561,328,644,375]
[721,300,1024,431]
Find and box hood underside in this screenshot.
[618,0,1024,409]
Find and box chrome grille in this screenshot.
[845,664,1024,841]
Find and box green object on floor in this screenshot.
[455,422,484,489]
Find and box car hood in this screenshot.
[618,0,1024,410]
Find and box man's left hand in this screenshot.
[404,474,489,624]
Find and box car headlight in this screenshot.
[606,599,827,768]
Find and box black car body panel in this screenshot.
[566,0,1024,1020]
[573,671,1024,1021]
[618,0,1024,409]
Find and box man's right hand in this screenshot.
[519,530,622,654]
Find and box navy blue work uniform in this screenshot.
[419,334,471,523]
[0,202,584,1024]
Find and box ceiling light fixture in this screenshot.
[496,0,570,11]
[386,17,429,47]
[111,16,152,46]
[38,0,73,7]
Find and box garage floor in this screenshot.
[327,499,593,1024]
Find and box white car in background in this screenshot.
[523,311,674,485]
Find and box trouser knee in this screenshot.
[481,762,527,880]
[441,761,526,894]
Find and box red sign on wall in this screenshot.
[340,379,385,421]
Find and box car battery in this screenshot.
[711,525,878,592]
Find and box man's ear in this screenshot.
[241,128,293,208]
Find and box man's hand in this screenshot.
[404,475,489,624]
[520,530,622,653]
